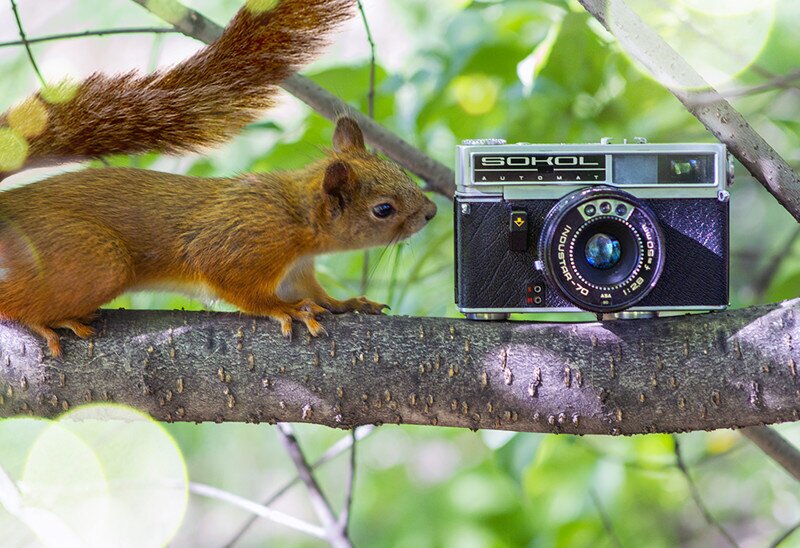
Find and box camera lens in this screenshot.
[585,233,621,270]
[538,187,665,313]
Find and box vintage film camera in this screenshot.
[454,138,732,319]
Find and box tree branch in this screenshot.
[2,303,800,434]
[0,27,180,48]
[9,0,45,86]
[578,0,800,222]
[276,423,351,548]
[188,482,327,539]
[128,0,455,198]
[224,426,373,547]
[673,435,738,548]
[739,426,800,482]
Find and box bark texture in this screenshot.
[2,302,800,435]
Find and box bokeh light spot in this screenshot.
[607,0,776,89]
[7,98,48,139]
[0,128,29,171]
[40,79,79,105]
[0,404,187,547]
[451,74,500,116]
[245,0,279,14]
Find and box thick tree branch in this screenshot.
[2,303,800,434]
[128,0,455,198]
[579,0,800,222]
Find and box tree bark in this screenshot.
[2,302,800,435]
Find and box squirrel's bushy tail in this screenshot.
[0,0,353,177]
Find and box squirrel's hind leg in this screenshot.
[52,319,96,339]
[26,323,63,357]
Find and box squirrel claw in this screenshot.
[345,296,390,315]
[268,302,327,340]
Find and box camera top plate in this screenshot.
[456,141,729,200]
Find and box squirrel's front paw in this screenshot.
[268,299,328,339]
[340,296,390,315]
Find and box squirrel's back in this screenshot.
[0,0,353,178]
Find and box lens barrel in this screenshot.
[538,186,665,312]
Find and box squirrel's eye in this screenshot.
[372,203,395,219]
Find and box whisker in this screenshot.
[368,230,402,283]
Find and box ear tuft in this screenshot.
[333,117,366,153]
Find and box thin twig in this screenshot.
[225,425,374,547]
[740,426,800,482]
[770,519,800,548]
[188,482,327,539]
[337,429,358,534]
[356,0,376,120]
[588,488,623,548]
[673,435,739,548]
[720,69,800,99]
[9,0,45,86]
[357,0,377,294]
[751,227,800,300]
[0,27,180,49]
[276,423,352,548]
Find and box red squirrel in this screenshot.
[0,0,437,356]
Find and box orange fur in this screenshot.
[0,119,437,355]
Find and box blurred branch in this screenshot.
[588,489,623,548]
[129,0,456,198]
[751,227,800,300]
[357,0,377,294]
[673,436,739,548]
[357,0,376,120]
[337,429,357,535]
[4,303,800,434]
[718,69,800,100]
[739,426,800,482]
[771,520,800,548]
[578,0,800,222]
[0,27,180,48]
[225,426,374,547]
[188,482,326,539]
[9,0,44,86]
[276,423,352,548]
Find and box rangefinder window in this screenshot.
[659,154,715,184]
[612,154,715,185]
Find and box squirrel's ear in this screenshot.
[323,160,354,215]
[333,117,366,152]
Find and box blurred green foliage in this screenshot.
[3,0,800,545]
